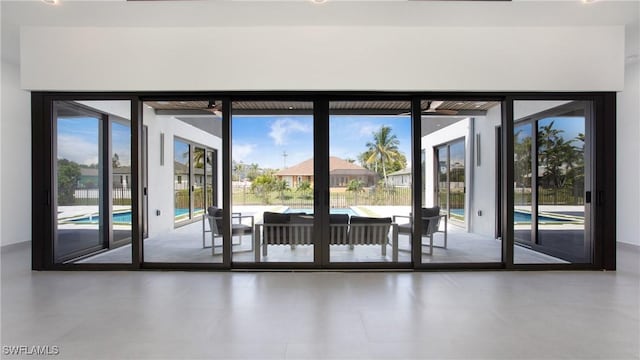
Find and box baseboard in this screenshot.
[617,241,640,252]
[1,240,31,253]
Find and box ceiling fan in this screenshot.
[206,100,223,117]
[422,100,458,115]
[398,100,458,116]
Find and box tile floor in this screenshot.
[2,241,639,359]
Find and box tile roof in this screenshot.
[276,157,374,176]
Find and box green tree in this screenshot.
[346,179,364,192]
[295,180,312,200]
[193,148,205,169]
[571,133,585,198]
[514,127,532,204]
[296,180,312,192]
[346,179,364,204]
[57,159,81,205]
[112,153,120,168]
[275,179,289,201]
[251,174,278,203]
[246,163,260,181]
[388,153,407,175]
[538,121,575,192]
[360,125,405,186]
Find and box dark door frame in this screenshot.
[30,91,616,271]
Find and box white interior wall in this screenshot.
[143,108,222,237]
[20,26,624,92]
[617,60,640,246]
[421,112,500,238]
[421,118,469,222]
[470,106,502,238]
[1,61,31,247]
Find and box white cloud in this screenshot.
[269,118,311,145]
[57,134,100,165]
[357,122,382,138]
[232,143,256,161]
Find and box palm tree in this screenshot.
[363,125,402,186]
[346,179,364,204]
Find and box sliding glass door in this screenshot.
[142,100,223,264]
[231,101,315,263]
[328,100,412,264]
[435,139,466,224]
[35,93,612,271]
[513,100,592,264]
[52,100,132,264]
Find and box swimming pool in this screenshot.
[285,208,359,216]
[69,208,201,225]
[450,208,576,224]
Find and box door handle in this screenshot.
[585,191,591,204]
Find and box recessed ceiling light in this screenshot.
[42,0,59,4]
[288,106,295,110]
[311,0,327,4]
[157,101,170,105]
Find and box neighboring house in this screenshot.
[387,168,411,187]
[276,156,377,188]
[174,161,189,190]
[78,166,131,189]
[79,168,99,188]
[113,166,131,189]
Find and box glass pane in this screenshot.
[174,140,190,223]
[111,121,132,247]
[143,100,223,263]
[54,100,132,264]
[436,146,446,211]
[514,100,590,264]
[206,150,215,209]
[514,123,533,245]
[232,101,314,263]
[537,116,586,261]
[193,147,206,218]
[449,140,465,222]
[421,100,502,263]
[55,103,103,263]
[329,101,412,263]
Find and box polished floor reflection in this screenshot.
[2,242,638,359]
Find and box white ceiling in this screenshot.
[1,0,639,65]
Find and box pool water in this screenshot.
[450,208,574,224]
[69,208,201,225]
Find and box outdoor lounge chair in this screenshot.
[328,213,350,246]
[348,216,398,261]
[393,206,447,255]
[203,206,254,255]
[255,212,314,261]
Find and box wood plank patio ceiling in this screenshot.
[145,100,499,113]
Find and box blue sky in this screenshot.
[57,117,131,166]
[515,116,585,144]
[232,115,412,169]
[57,115,582,170]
